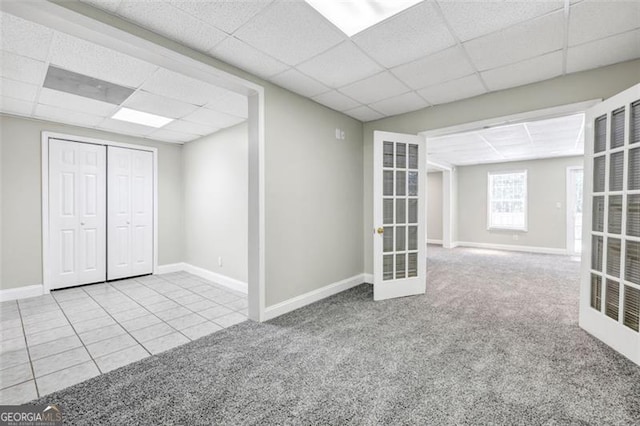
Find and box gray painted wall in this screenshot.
[427,172,443,241]
[0,115,184,290]
[183,122,248,283]
[363,59,640,274]
[457,156,583,249]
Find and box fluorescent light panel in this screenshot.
[305,0,422,36]
[112,107,173,128]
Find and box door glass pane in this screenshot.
[626,241,640,284]
[623,285,640,332]
[383,255,393,281]
[396,171,406,196]
[396,143,406,168]
[396,198,406,224]
[632,100,640,145]
[592,235,603,271]
[383,171,394,196]
[594,115,607,153]
[591,274,602,311]
[629,147,640,190]
[383,199,394,224]
[408,253,418,278]
[611,107,625,149]
[593,195,605,232]
[608,195,623,234]
[383,227,393,252]
[605,279,620,320]
[396,226,406,251]
[609,152,624,191]
[408,199,418,223]
[408,226,417,251]
[627,194,640,237]
[383,142,394,167]
[408,171,418,196]
[593,156,605,192]
[408,144,418,169]
[395,254,406,279]
[607,238,621,278]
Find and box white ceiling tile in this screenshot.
[417,74,486,105]
[206,91,248,118]
[391,46,475,90]
[481,51,563,92]
[566,29,640,74]
[0,96,33,116]
[38,88,118,116]
[49,32,158,88]
[140,68,229,106]
[0,12,53,61]
[464,11,564,71]
[116,1,226,53]
[438,0,564,42]
[79,0,122,14]
[148,128,200,144]
[98,117,158,136]
[369,92,429,117]
[234,1,345,66]
[270,69,329,98]
[163,119,220,136]
[182,107,246,128]
[569,0,640,46]
[0,78,39,103]
[297,41,383,88]
[482,124,530,148]
[34,104,105,127]
[527,114,584,144]
[343,105,384,122]
[122,90,199,119]
[353,1,456,68]
[312,90,360,112]
[169,0,273,34]
[209,36,289,79]
[0,51,46,85]
[339,72,409,105]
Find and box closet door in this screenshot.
[107,147,154,280]
[49,139,106,289]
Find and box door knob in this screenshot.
[376,227,384,235]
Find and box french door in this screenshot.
[49,139,106,289]
[373,131,427,301]
[580,83,640,365]
[567,167,583,256]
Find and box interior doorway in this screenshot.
[567,166,584,256]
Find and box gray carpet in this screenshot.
[33,247,640,425]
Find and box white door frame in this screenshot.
[4,0,266,321]
[427,160,454,248]
[42,132,159,293]
[566,165,584,256]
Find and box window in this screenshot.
[488,171,527,231]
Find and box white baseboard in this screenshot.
[264,273,365,321]
[158,262,248,294]
[427,239,443,245]
[0,285,45,302]
[455,241,567,255]
[363,273,373,283]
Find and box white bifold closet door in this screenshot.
[107,146,154,280]
[49,139,106,289]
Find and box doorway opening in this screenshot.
[567,166,584,257]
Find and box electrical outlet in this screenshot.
[218,256,223,267]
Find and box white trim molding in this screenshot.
[157,263,248,294]
[264,274,366,321]
[427,239,443,245]
[0,285,45,302]
[455,241,568,255]
[157,263,186,274]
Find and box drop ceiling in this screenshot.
[427,113,585,166]
[0,11,248,144]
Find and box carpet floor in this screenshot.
[33,247,640,425]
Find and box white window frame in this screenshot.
[487,170,528,232]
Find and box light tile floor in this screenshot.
[0,272,248,404]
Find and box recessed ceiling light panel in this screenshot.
[112,107,173,128]
[305,0,422,36]
[43,65,134,105]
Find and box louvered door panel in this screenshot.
[611,107,625,149]
[610,152,624,191]
[593,196,605,231]
[591,274,602,310]
[607,238,621,278]
[608,195,623,234]
[626,241,640,285]
[631,100,639,145]
[606,279,620,320]
[624,286,640,332]
[627,194,640,237]
[594,115,607,153]
[630,148,640,190]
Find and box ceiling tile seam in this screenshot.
[431,1,490,92]
[268,66,333,97]
[477,133,505,159]
[567,26,640,49]
[159,2,242,39]
[206,36,289,76]
[561,0,571,75]
[574,115,585,149]
[30,28,56,117]
[523,123,534,145]
[478,47,565,75]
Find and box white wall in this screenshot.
[0,114,184,290]
[183,122,248,283]
[427,172,443,241]
[363,59,640,274]
[457,156,583,250]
